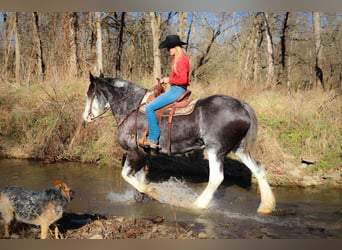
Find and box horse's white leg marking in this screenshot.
[194,149,224,209]
[235,148,276,214]
[121,159,148,194]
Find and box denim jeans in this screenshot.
[145,85,186,142]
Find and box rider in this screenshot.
[141,34,190,149]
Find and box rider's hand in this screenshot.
[161,77,169,84]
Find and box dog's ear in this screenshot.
[55,179,62,187]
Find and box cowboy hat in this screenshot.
[159,35,187,49]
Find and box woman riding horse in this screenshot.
[140,35,190,149]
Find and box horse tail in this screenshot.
[241,102,258,153]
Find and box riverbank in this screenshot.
[0,79,341,188]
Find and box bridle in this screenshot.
[86,84,147,124]
[86,88,111,122]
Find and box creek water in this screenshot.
[0,158,341,239]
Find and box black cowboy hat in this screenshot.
[159,35,187,49]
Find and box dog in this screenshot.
[0,179,74,239]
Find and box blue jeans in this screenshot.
[145,85,186,143]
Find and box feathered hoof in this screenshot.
[257,202,276,215]
[146,186,159,201]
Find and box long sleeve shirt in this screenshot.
[169,52,190,86]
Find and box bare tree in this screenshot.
[313,12,324,89]
[31,12,44,81]
[2,12,14,80]
[279,12,290,85]
[186,12,196,54]
[242,13,262,84]
[263,12,275,85]
[191,13,229,81]
[14,12,20,83]
[177,12,188,42]
[62,12,78,78]
[114,12,125,76]
[95,12,103,75]
[150,12,162,80]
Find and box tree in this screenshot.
[177,12,188,42]
[62,12,78,78]
[14,12,20,83]
[149,12,162,80]
[95,12,103,75]
[263,12,275,85]
[2,12,14,81]
[313,12,324,89]
[279,12,290,85]
[114,12,125,76]
[191,13,229,81]
[31,12,45,81]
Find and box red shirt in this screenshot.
[169,52,190,86]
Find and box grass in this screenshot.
[0,77,340,186]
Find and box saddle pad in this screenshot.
[139,91,198,116]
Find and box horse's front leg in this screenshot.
[121,154,159,200]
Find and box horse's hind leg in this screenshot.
[235,147,276,214]
[194,149,224,209]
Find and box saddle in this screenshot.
[139,79,197,155]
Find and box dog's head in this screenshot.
[54,179,75,202]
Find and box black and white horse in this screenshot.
[83,73,276,214]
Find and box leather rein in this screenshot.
[87,86,146,125]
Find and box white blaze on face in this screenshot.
[82,95,107,123]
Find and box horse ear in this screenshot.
[99,71,104,78]
[89,72,95,82]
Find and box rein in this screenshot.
[88,86,147,124]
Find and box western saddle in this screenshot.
[139,78,193,155]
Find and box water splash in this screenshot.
[106,190,135,203]
[149,177,199,208]
[105,178,287,227]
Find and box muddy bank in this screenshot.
[1,210,341,239]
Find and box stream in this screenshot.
[0,158,341,239]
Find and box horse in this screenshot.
[82,73,276,214]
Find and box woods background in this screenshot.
[0,12,341,89]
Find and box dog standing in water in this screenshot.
[0,179,74,239]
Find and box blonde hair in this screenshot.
[172,46,187,75]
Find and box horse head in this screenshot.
[82,72,110,123]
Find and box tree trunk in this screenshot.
[14,12,20,83]
[95,12,103,75]
[279,12,290,85]
[62,12,78,78]
[242,13,261,84]
[2,12,14,80]
[177,12,188,42]
[32,12,44,81]
[263,12,275,85]
[185,12,194,53]
[313,12,324,89]
[115,12,125,76]
[88,13,97,64]
[252,17,260,84]
[150,12,162,80]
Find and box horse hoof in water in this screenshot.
[134,190,146,202]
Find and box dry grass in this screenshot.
[0,77,341,186]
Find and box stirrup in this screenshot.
[139,138,160,149]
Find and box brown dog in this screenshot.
[0,179,74,239]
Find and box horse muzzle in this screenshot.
[83,112,95,124]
